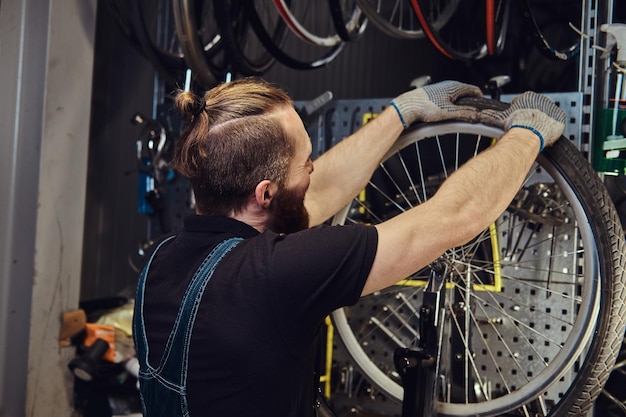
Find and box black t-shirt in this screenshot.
[142,215,378,417]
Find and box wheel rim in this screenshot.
[354,0,425,39]
[245,0,346,70]
[331,122,601,416]
[273,0,344,46]
[410,0,488,61]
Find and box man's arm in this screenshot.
[363,128,539,295]
[304,107,403,227]
[361,91,567,296]
[304,81,484,227]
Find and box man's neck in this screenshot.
[228,209,269,234]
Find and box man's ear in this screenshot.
[254,180,278,209]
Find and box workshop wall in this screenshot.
[80,1,583,301]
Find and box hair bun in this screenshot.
[191,97,206,116]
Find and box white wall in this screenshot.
[0,0,96,415]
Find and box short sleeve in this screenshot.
[261,223,378,339]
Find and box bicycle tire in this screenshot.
[128,0,187,84]
[172,0,222,89]
[354,0,424,39]
[596,343,626,416]
[355,0,458,40]
[485,0,510,56]
[212,0,279,76]
[410,0,509,61]
[244,0,345,71]
[272,0,344,47]
[521,0,581,61]
[331,103,626,416]
[104,0,185,84]
[327,0,368,42]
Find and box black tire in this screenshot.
[129,0,188,85]
[541,135,626,417]
[327,0,368,42]
[355,0,427,39]
[104,0,187,85]
[331,99,626,416]
[172,0,222,89]
[212,0,279,76]
[410,0,510,61]
[244,0,345,71]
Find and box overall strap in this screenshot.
[134,237,243,385]
[158,237,242,381]
[134,235,176,367]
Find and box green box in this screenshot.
[592,108,626,174]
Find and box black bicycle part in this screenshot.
[327,0,368,42]
[355,0,426,39]
[396,261,449,417]
[410,0,510,62]
[521,0,581,61]
[244,0,346,71]
[212,0,280,76]
[128,0,187,85]
[172,0,223,89]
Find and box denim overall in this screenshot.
[133,237,242,417]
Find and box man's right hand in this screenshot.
[479,91,566,150]
[391,80,483,128]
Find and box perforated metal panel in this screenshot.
[300,92,584,151]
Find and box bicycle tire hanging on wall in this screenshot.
[409,0,510,61]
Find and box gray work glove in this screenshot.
[391,80,483,128]
[479,91,566,151]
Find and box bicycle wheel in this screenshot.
[410,0,509,61]
[485,0,510,56]
[355,0,458,40]
[328,0,369,42]
[521,0,581,61]
[172,0,224,89]
[104,0,186,84]
[131,0,188,84]
[331,111,626,416]
[244,0,345,71]
[212,0,279,76]
[596,337,626,416]
[272,0,344,47]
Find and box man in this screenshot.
[132,77,565,417]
